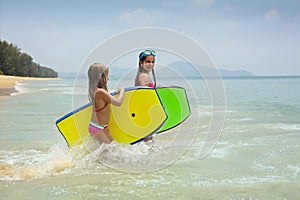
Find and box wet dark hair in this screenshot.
[138,52,147,65]
[137,51,157,87]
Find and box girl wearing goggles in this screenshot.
[135,50,157,88]
[134,50,157,142]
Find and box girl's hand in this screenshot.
[118,86,124,94]
[111,86,125,106]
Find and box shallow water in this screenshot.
[0,76,299,199]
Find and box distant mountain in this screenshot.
[58,72,78,78]
[109,67,136,80]
[168,61,255,78]
[110,61,255,79]
[218,69,255,77]
[58,67,137,80]
[61,61,255,79]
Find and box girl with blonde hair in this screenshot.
[88,63,124,143]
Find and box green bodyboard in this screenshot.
[156,86,191,133]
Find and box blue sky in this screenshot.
[1,0,300,75]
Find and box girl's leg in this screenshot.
[93,131,112,143]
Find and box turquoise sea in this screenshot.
[0,76,299,199]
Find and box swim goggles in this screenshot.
[139,50,156,60]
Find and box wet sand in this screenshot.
[0,75,59,98]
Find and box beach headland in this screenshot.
[0,75,60,98]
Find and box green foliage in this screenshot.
[0,39,58,78]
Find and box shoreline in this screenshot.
[0,75,60,98]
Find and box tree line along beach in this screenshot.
[0,39,59,98]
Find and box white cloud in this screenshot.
[47,31,68,41]
[264,9,279,21]
[119,9,161,26]
[192,0,214,6]
[119,9,146,23]
[223,4,235,12]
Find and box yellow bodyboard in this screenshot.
[56,87,167,146]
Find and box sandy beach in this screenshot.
[0,75,59,98]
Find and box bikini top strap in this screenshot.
[94,102,108,112]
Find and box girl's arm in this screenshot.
[95,87,124,107]
[110,87,124,106]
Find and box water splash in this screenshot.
[0,136,177,180]
[0,145,74,180]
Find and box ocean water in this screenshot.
[0,76,299,199]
